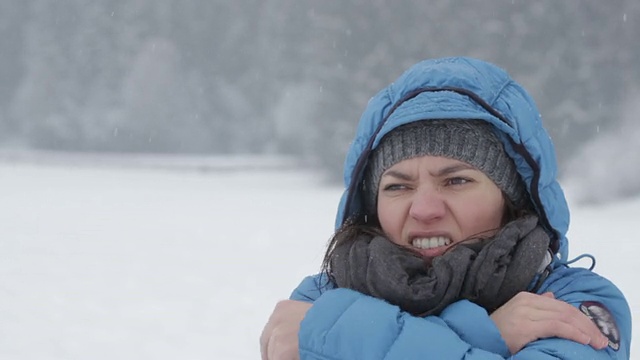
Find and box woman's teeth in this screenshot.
[412,237,451,249]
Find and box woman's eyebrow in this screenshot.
[382,163,477,180]
[381,170,413,181]
[434,163,476,177]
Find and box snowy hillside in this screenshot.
[1,158,636,359]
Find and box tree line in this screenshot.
[0,0,638,179]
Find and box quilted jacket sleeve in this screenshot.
[290,269,631,360]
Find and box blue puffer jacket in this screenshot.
[290,57,632,359]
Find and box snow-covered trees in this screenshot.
[2,1,639,181]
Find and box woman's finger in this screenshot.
[492,292,609,352]
[533,298,608,346]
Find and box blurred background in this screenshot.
[1,0,639,199]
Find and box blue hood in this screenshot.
[335,57,570,260]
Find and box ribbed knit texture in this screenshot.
[364,120,527,212]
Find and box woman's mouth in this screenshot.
[410,236,452,258]
[411,236,452,249]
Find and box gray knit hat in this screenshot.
[364,120,528,213]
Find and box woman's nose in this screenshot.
[408,187,446,223]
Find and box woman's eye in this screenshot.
[447,177,471,186]
[382,183,407,191]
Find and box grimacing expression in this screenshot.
[376,155,506,258]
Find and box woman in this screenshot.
[260,57,631,359]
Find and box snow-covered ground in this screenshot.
[1,158,637,359]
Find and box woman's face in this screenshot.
[377,155,505,258]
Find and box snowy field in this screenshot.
[0,157,637,359]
